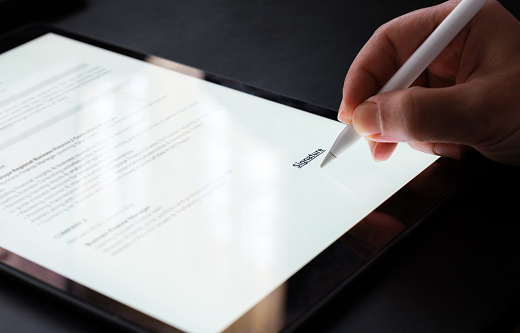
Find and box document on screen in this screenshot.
[0,33,437,332]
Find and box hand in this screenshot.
[338,0,520,166]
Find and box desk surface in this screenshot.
[1,0,520,332]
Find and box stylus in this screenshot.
[320,0,487,168]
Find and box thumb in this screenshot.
[352,85,483,146]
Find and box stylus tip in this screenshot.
[320,152,335,168]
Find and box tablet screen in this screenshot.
[0,28,477,332]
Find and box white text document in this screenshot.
[0,34,437,332]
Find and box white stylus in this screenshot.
[320,0,487,168]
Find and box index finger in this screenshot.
[339,1,458,123]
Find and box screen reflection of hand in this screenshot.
[341,211,404,259]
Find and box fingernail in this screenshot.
[353,101,380,136]
[433,143,462,160]
[337,100,349,123]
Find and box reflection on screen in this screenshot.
[0,34,437,332]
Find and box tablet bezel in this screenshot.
[0,24,487,333]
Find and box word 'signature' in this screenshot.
[293,149,325,169]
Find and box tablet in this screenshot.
[0,25,484,333]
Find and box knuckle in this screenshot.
[399,88,425,141]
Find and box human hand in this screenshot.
[338,0,520,166]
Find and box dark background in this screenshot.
[1,0,520,332]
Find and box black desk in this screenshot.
[1,0,520,332]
